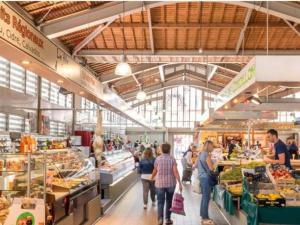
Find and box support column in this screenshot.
[37,76,42,134]
[71,93,76,134]
[162,89,166,128]
[201,90,205,115]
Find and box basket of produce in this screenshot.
[255,192,286,207]
[242,161,266,169]
[269,167,295,185]
[227,184,243,196]
[220,167,242,184]
[277,187,297,200]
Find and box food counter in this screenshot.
[45,148,100,225]
[0,134,101,225]
[100,150,137,211]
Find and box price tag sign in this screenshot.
[255,166,266,174]
[271,163,281,170]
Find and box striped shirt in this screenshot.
[154,154,177,188]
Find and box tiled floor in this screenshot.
[96,180,229,225]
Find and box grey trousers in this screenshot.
[141,179,156,204]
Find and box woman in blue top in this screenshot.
[197,140,215,225]
[139,147,156,209]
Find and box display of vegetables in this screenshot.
[220,167,242,181]
[242,161,266,169]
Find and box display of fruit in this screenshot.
[278,188,297,198]
[242,161,266,169]
[270,168,295,184]
[221,167,242,181]
[228,184,243,196]
[256,193,282,201]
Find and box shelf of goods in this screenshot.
[100,150,137,212]
[213,158,300,225]
[0,135,101,225]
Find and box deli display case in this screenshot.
[0,146,100,225]
[100,150,135,185]
[100,150,137,211]
[45,149,100,225]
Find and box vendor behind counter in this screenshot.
[264,129,292,170]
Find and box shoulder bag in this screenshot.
[199,156,219,187]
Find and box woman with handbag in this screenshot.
[139,148,156,209]
[197,140,216,225]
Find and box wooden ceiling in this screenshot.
[17,1,300,98]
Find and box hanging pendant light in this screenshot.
[115,1,132,76]
[115,55,132,76]
[136,89,146,101]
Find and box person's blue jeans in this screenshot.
[156,186,176,220]
[200,176,212,219]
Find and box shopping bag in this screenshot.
[170,192,186,216]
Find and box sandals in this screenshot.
[201,219,215,225]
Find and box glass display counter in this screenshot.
[100,150,135,185]
[100,150,137,212]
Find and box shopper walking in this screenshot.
[198,140,215,225]
[151,143,183,225]
[139,148,156,209]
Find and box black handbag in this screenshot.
[199,157,219,187]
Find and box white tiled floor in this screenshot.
[96,180,229,225]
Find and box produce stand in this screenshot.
[213,159,300,225]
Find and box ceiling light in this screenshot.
[198,48,203,54]
[21,60,30,65]
[233,98,239,104]
[57,79,64,84]
[253,93,259,98]
[79,91,85,95]
[154,78,160,82]
[224,105,229,109]
[115,61,132,76]
[249,96,262,105]
[136,90,146,101]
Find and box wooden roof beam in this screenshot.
[236,9,252,54]
[228,1,300,24]
[41,1,300,39]
[147,8,155,54]
[41,1,168,39]
[72,20,114,56]
[283,19,300,36]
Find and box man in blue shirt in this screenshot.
[264,129,292,169]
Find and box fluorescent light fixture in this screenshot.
[57,79,64,84]
[21,60,30,65]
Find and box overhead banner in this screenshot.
[0,2,103,98]
[56,48,103,97]
[214,57,256,110]
[0,2,57,70]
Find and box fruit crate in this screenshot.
[255,190,286,207]
[255,196,286,207]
